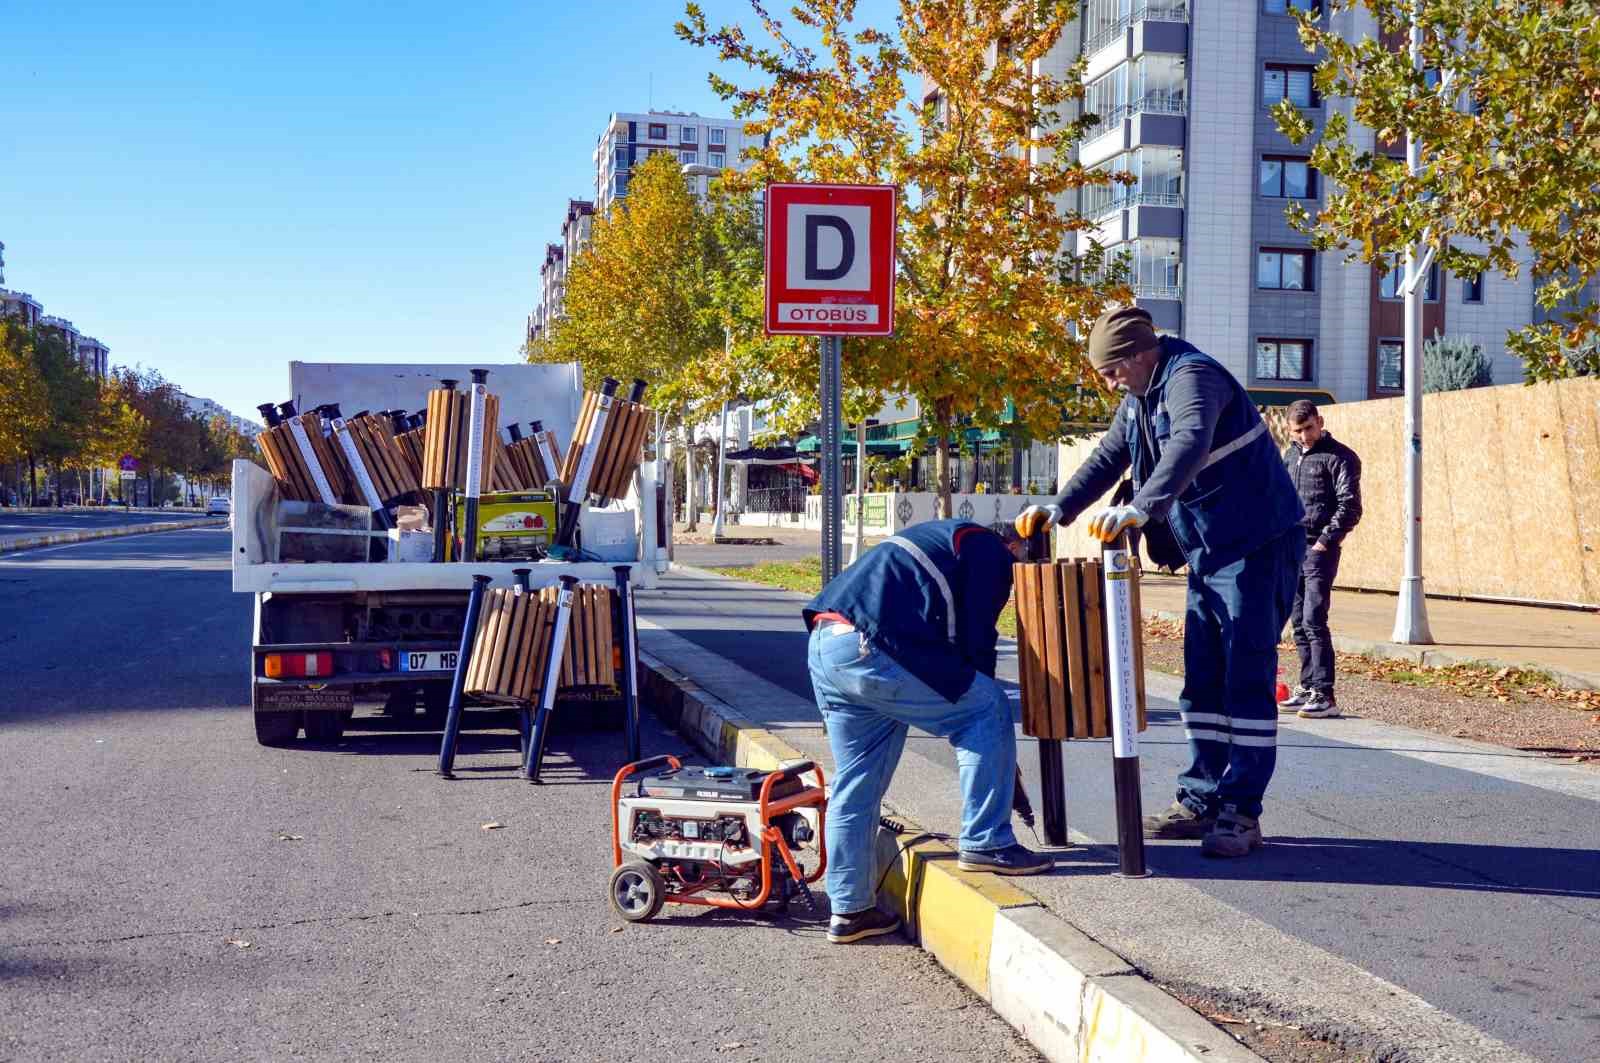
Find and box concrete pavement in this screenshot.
[633,563,1600,1062]
[0,529,1042,1062]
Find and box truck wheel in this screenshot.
[255,710,300,747]
[382,689,418,718]
[609,862,666,922]
[304,712,345,743]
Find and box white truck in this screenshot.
[231,362,667,746]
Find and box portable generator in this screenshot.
[608,755,827,922]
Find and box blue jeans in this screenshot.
[807,625,1018,915]
[1177,529,1304,820]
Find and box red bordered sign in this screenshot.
[764,182,896,336]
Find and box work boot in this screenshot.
[1201,812,1264,858]
[957,843,1054,876]
[1278,684,1312,709]
[1142,801,1215,840]
[1297,692,1341,719]
[827,906,901,944]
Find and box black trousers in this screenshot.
[1290,543,1340,694]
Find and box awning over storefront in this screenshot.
[723,446,816,466]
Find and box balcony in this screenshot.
[1083,2,1190,58]
[1134,283,1182,301]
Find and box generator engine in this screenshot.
[609,756,827,922]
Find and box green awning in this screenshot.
[1248,387,1337,407]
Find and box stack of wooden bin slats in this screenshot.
[256,411,352,503]
[463,585,616,702]
[334,412,420,503]
[1013,558,1147,740]
[501,431,556,489]
[560,390,652,502]
[423,387,501,491]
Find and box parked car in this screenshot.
[205,495,231,516]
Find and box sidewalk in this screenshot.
[679,523,1600,690]
[635,564,1600,1063]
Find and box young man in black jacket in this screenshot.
[1278,400,1362,718]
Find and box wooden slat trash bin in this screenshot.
[553,378,653,547]
[1013,557,1148,739]
[463,584,616,703]
[254,402,351,505]
[1013,553,1151,869]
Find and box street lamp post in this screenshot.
[1394,4,1435,644]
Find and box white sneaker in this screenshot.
[1279,685,1312,710]
[1297,692,1341,719]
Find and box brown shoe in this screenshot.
[1200,812,1264,858]
[1142,801,1216,840]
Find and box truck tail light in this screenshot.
[379,649,394,671]
[263,652,335,678]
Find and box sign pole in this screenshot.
[820,334,843,584]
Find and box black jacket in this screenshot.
[1285,432,1362,548]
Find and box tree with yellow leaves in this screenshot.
[678,0,1127,515]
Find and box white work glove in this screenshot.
[1014,504,1062,538]
[1086,504,1149,543]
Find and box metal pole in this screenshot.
[1025,529,1068,848]
[525,575,581,781]
[820,335,843,584]
[437,574,492,778]
[847,421,866,565]
[1394,8,1434,645]
[1103,534,1149,877]
[461,369,489,563]
[614,565,641,762]
[512,568,533,756]
[711,397,730,539]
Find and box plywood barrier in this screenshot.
[1013,558,1147,740]
[1053,377,1600,606]
[464,584,617,702]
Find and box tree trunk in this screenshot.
[27,454,37,506]
[933,399,954,520]
[683,424,699,532]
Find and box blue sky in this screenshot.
[2,1,894,423]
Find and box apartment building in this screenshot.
[592,110,760,214]
[1044,0,1542,401]
[0,242,110,378]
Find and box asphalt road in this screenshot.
[0,531,1038,1062]
[0,509,215,546]
[635,565,1600,1063]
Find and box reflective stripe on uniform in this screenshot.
[1200,420,1268,471]
[883,535,957,642]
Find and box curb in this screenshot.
[1143,607,1600,692]
[0,518,227,556]
[638,648,1264,1063]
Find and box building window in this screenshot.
[614,147,629,168]
[708,151,726,169]
[1257,248,1314,290]
[1256,339,1312,381]
[613,173,629,197]
[1263,64,1317,107]
[709,127,726,145]
[1376,339,1404,390]
[1379,255,1440,300]
[1263,0,1317,13]
[647,123,667,140]
[681,126,697,144]
[1463,272,1485,303]
[680,150,697,164]
[1259,156,1316,198]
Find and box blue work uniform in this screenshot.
[803,520,1018,915]
[1056,337,1305,818]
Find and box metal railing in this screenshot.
[1083,2,1190,55]
[1086,92,1186,131]
[738,484,809,515]
[1133,283,1183,300]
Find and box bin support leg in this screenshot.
[1038,739,1068,847]
[525,575,580,782]
[1103,535,1150,877]
[438,574,492,777]
[613,565,641,762]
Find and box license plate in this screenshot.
[257,685,354,713]
[400,650,459,673]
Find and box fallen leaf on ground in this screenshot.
[544,937,561,945]
[719,1043,746,1051]
[1206,1013,1247,1024]
[610,926,624,934]
[224,938,252,949]
[275,832,303,842]
[481,822,505,831]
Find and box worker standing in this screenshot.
[1016,306,1304,858]
[1277,399,1362,719]
[804,519,1052,944]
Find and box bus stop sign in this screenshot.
[764,182,896,336]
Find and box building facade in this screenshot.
[1048,0,1542,401]
[1,242,110,378]
[592,110,761,214]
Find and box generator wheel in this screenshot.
[609,862,666,922]
[254,710,300,747]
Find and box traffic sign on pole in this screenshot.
[764,182,896,337]
[764,182,897,585]
[119,454,138,472]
